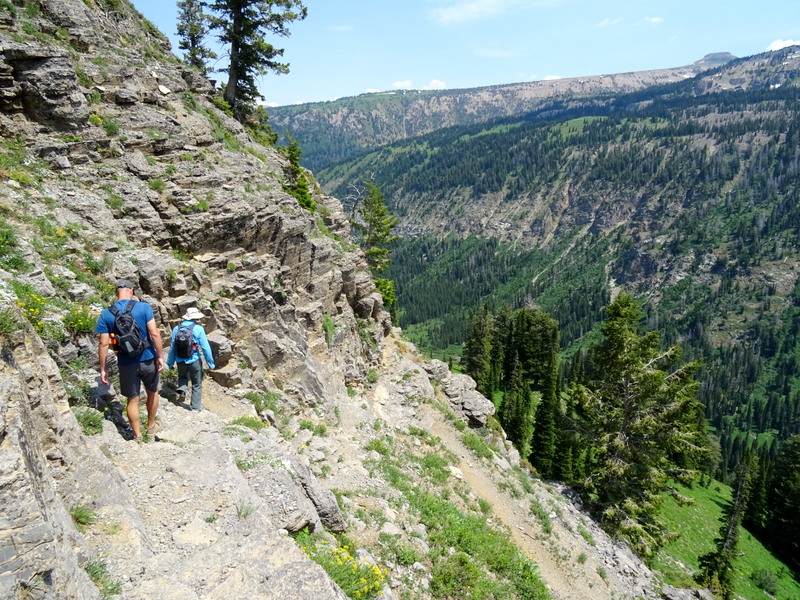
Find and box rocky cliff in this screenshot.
[0,1,709,599]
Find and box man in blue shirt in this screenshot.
[95,279,165,442]
[167,307,216,411]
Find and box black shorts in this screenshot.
[118,359,160,399]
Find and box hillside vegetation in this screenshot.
[310,47,800,484]
[654,482,800,599]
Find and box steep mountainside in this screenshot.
[0,1,726,599]
[267,54,733,172]
[315,46,800,477]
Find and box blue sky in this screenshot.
[134,0,800,107]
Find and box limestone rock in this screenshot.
[0,314,144,599]
[426,360,495,426]
[2,43,88,128]
[290,458,346,533]
[207,330,233,367]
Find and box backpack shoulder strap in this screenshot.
[109,299,137,316]
[122,299,137,314]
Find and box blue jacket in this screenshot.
[95,299,156,365]
[167,320,215,369]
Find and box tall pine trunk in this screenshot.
[223,2,243,111]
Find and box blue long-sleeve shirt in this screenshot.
[166,320,216,369]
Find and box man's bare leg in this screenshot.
[126,395,142,438]
[146,388,160,429]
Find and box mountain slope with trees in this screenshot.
[311,45,800,540]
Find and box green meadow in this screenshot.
[653,482,800,600]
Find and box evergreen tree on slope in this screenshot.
[699,454,753,599]
[572,293,708,558]
[767,434,800,569]
[177,0,217,75]
[206,0,307,118]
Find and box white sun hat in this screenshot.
[182,307,205,321]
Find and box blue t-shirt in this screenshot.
[95,299,157,365]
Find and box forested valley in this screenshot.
[299,46,800,582]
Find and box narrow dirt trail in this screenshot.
[426,407,615,600]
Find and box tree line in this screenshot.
[462,296,800,571]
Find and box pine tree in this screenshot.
[498,355,535,458]
[206,0,307,118]
[489,304,513,394]
[463,305,494,397]
[743,452,769,534]
[350,181,400,325]
[177,0,217,75]
[511,308,560,478]
[352,181,399,274]
[530,391,557,478]
[572,293,708,558]
[699,454,753,599]
[766,434,800,568]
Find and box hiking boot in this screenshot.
[148,418,163,436]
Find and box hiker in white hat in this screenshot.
[166,307,216,411]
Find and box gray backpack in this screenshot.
[174,323,196,359]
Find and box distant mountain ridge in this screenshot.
[268,53,736,172]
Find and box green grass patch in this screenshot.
[11,280,47,332]
[0,306,20,337]
[578,523,596,546]
[0,138,47,186]
[64,306,96,334]
[228,415,265,432]
[414,491,551,599]
[462,430,494,459]
[415,451,452,485]
[322,313,337,347]
[0,218,27,271]
[70,504,97,532]
[529,498,553,535]
[72,406,103,436]
[364,437,391,456]
[653,482,800,599]
[83,559,121,599]
[299,419,327,436]
[294,530,387,600]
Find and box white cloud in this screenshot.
[393,80,414,89]
[543,75,562,80]
[422,79,447,90]
[597,17,623,28]
[364,88,381,94]
[427,0,563,25]
[767,39,800,51]
[644,16,663,24]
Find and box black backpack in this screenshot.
[174,323,196,359]
[109,300,148,357]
